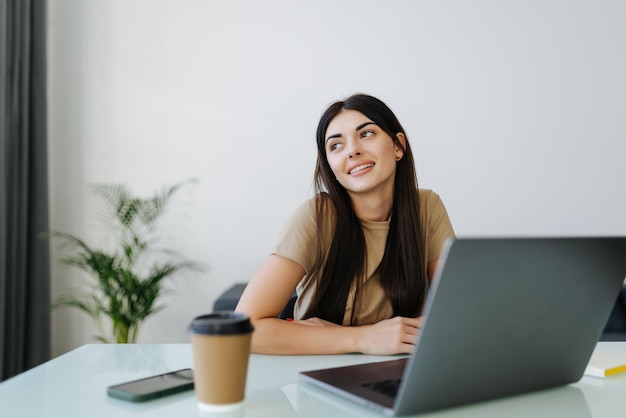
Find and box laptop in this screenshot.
[299,237,626,416]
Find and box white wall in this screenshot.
[47,0,626,356]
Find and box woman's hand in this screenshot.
[356,316,424,355]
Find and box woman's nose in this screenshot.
[347,141,362,158]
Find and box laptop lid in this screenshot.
[299,237,626,416]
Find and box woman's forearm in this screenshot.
[248,316,421,355]
[249,318,363,355]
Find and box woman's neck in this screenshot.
[349,191,394,222]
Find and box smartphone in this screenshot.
[107,368,194,402]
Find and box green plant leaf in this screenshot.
[49,179,202,345]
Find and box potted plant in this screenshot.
[52,180,201,343]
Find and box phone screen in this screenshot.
[107,368,194,402]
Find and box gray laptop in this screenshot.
[299,237,626,416]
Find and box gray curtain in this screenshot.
[0,0,50,381]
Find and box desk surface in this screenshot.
[2,342,626,417]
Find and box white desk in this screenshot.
[2,342,626,417]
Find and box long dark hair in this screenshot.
[302,94,427,325]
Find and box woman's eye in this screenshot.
[361,130,375,138]
[328,142,341,152]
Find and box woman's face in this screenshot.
[324,110,404,199]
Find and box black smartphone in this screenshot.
[107,368,194,402]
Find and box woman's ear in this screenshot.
[394,132,407,161]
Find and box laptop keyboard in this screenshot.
[362,378,402,398]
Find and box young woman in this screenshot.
[236,94,455,355]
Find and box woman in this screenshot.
[236,94,455,355]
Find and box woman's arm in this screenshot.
[235,254,422,355]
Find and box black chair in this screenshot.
[600,285,626,341]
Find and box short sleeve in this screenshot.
[420,190,456,263]
[272,198,319,273]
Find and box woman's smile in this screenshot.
[348,162,375,175]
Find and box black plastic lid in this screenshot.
[188,312,254,335]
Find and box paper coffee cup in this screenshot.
[188,312,254,414]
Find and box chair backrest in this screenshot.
[601,285,626,341]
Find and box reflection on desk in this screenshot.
[294,383,592,418]
[1,342,626,417]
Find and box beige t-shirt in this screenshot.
[273,189,455,325]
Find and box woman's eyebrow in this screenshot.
[325,133,341,142]
[326,121,376,142]
[356,121,375,131]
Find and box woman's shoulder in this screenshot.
[418,188,441,202]
[294,192,332,210]
[417,188,449,215]
[287,193,335,222]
